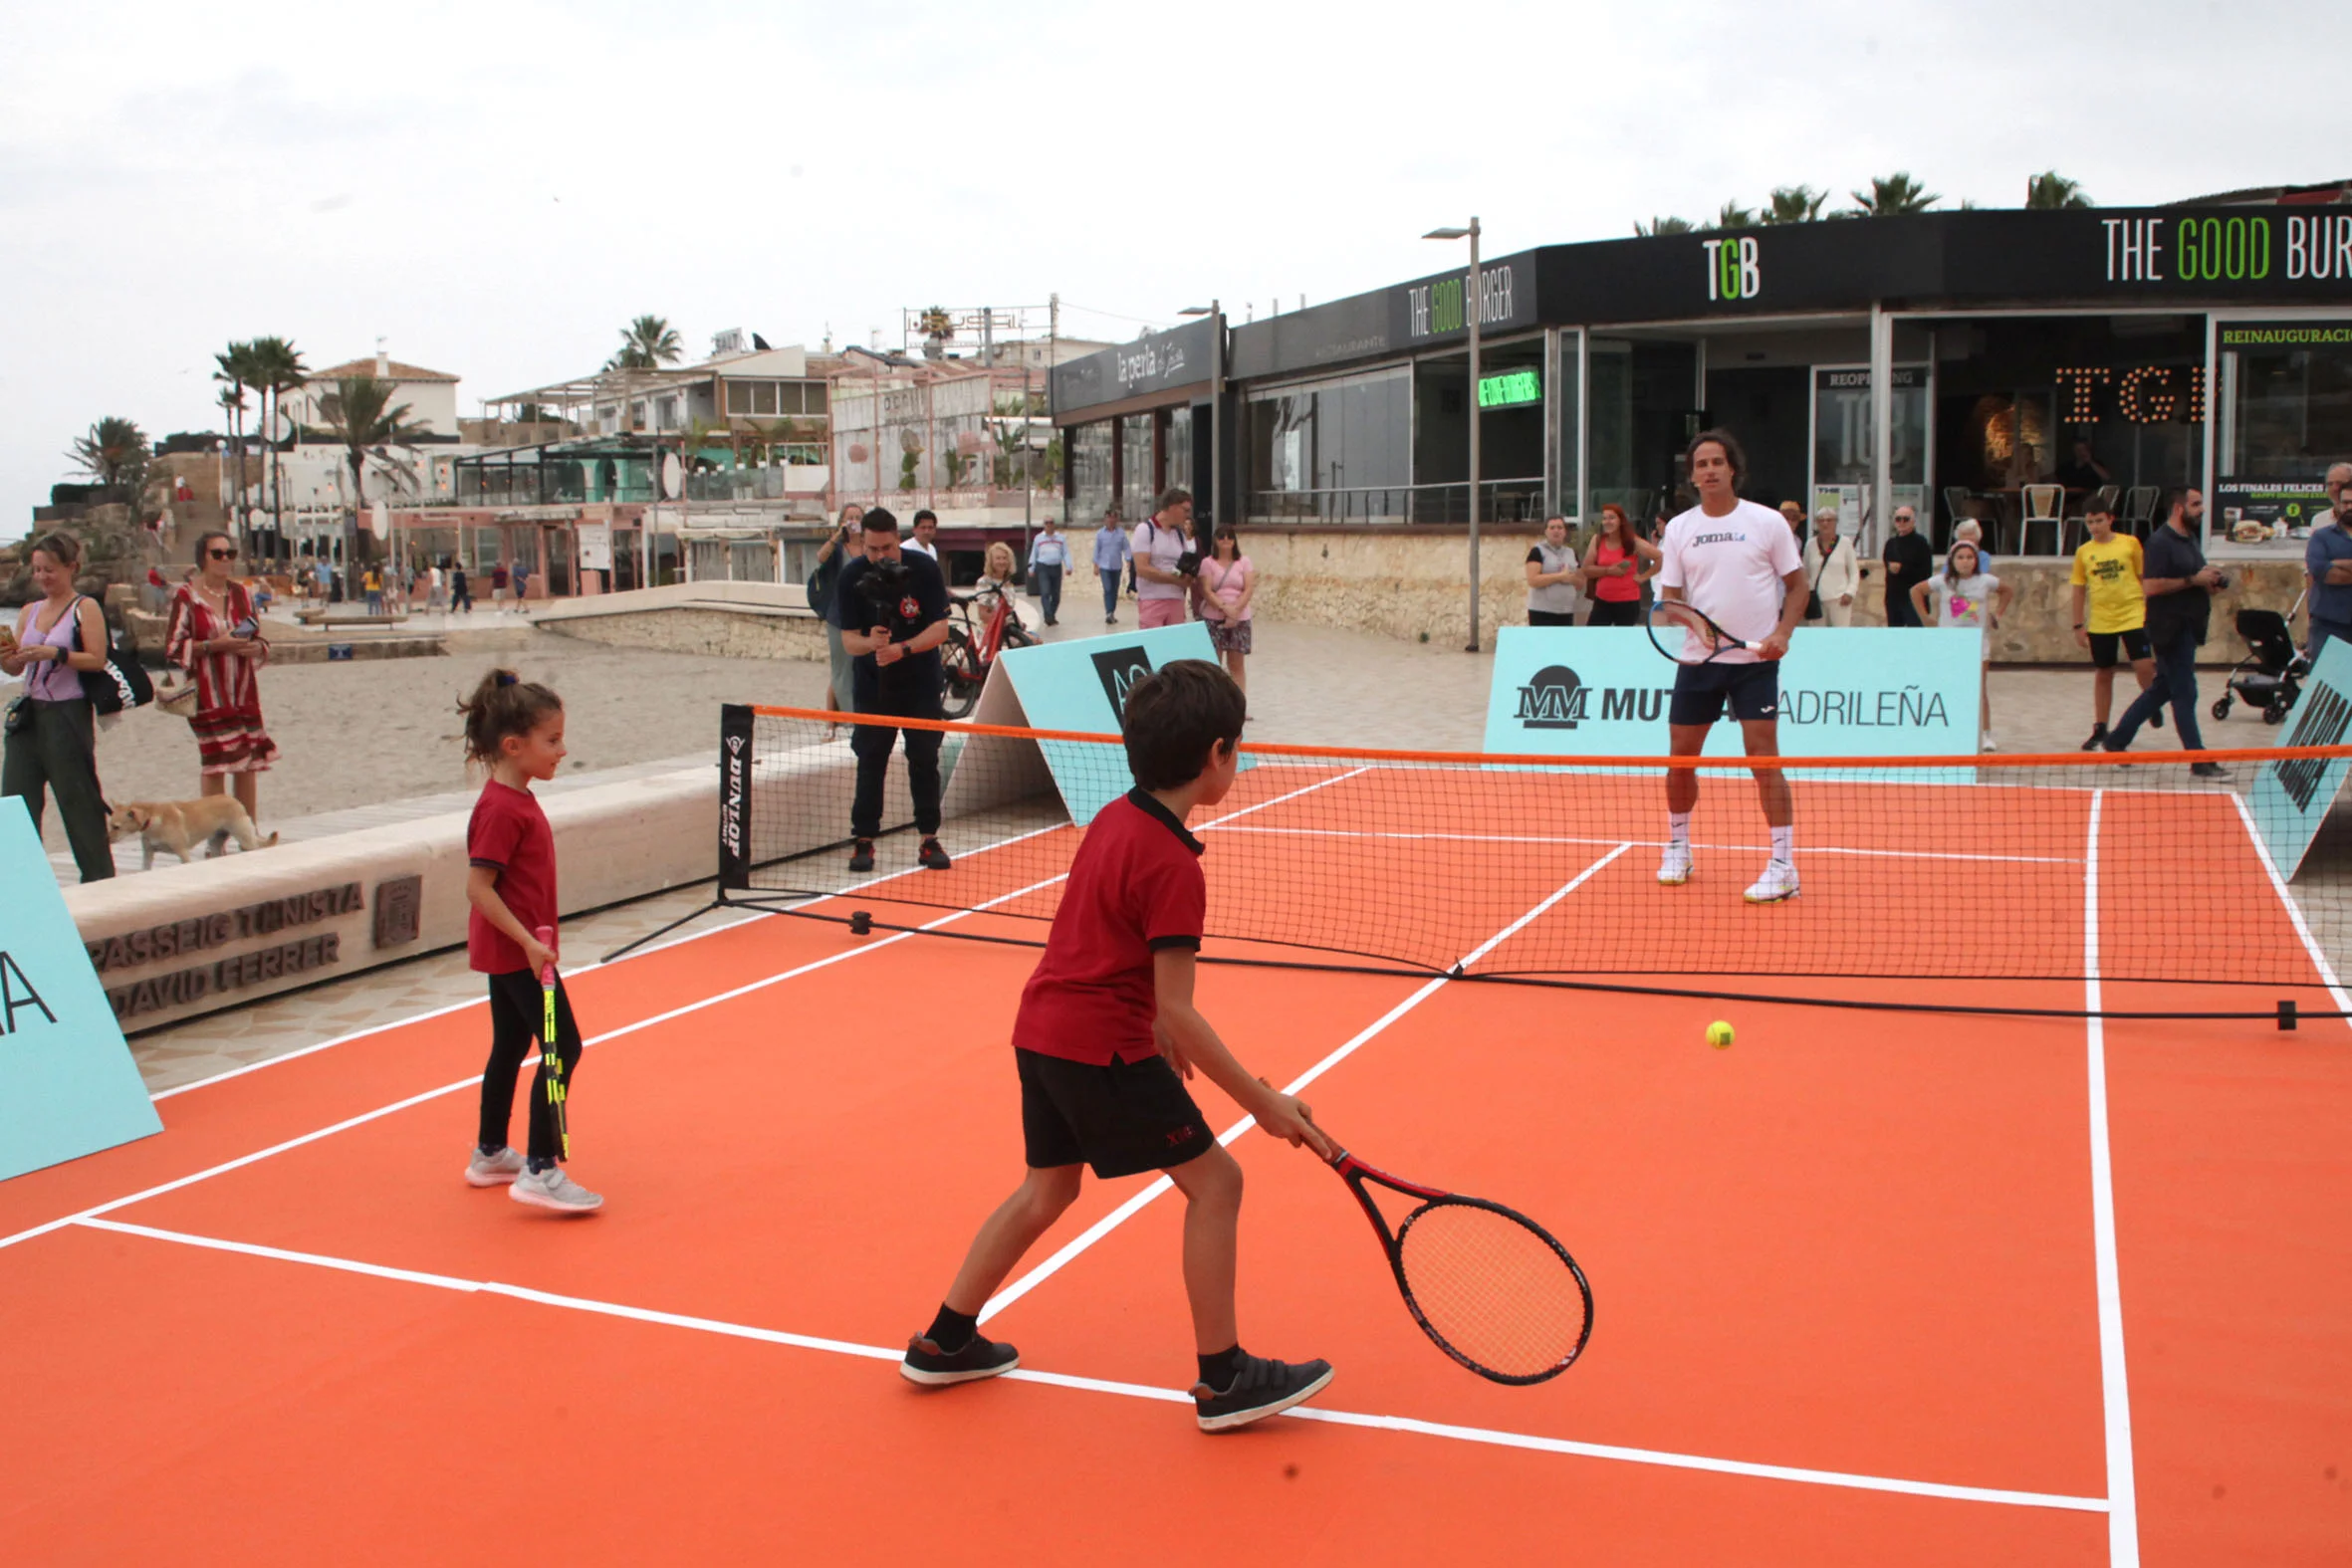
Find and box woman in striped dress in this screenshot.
[165,531,280,825]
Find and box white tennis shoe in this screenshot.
[463,1145,525,1187]
[511,1165,603,1214]
[1744,859,1800,904]
[1658,841,1693,885]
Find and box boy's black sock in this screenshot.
[1197,1344,1244,1391]
[527,1155,557,1176]
[926,1304,979,1354]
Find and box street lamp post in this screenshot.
[1426,219,1482,651]
[1180,300,1224,552]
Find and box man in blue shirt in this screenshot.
[2104,489,2228,778]
[2304,463,2352,660]
[1091,506,1131,625]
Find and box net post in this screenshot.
[2278,999,2299,1031]
[718,703,754,895]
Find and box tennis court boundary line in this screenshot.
[2083,791,2142,1566]
[978,844,1634,1326]
[0,873,1070,1255]
[2227,790,2352,1025]
[67,1215,2106,1516]
[1202,823,2080,865]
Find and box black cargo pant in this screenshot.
[2,697,114,882]
[849,695,944,841]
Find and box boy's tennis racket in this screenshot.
[1645,596,1764,665]
[535,924,569,1161]
[1328,1145,1592,1385]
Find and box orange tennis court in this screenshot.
[5,746,2349,1565]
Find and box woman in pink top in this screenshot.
[1195,525,1257,692]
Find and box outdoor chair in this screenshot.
[2021,484,2064,556]
[2121,485,2161,538]
[1942,486,1982,553]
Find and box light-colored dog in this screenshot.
[106,797,280,869]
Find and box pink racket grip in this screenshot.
[534,924,556,986]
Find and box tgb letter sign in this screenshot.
[1703,236,1762,302]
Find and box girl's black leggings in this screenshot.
[477,969,584,1163]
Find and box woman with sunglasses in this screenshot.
[1194,525,1257,692]
[2,532,115,881]
[165,531,280,827]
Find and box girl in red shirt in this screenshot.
[458,668,601,1213]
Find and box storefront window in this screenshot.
[1068,421,1113,523]
[1120,414,1157,517]
[1165,406,1195,506]
[2219,320,2352,530]
[1246,366,1409,522]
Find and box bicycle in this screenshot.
[940,582,1039,718]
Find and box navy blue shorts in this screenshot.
[1016,1048,1213,1179]
[1669,660,1780,726]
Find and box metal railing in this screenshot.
[1246,478,1546,526]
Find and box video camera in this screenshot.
[857,556,913,611]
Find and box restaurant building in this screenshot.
[1054,202,2352,571]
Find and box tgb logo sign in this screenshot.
[1703,235,1762,302]
[1516,665,1670,731]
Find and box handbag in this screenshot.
[68,597,154,717]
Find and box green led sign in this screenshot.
[1478,367,1541,409]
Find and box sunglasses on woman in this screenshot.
[207,547,238,560]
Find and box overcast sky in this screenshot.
[4,0,2344,539]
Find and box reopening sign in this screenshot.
[2246,637,2352,877]
[0,797,162,1182]
[1483,626,1983,768]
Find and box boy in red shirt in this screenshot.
[902,660,1336,1431]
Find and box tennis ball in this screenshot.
[1706,1020,1735,1049]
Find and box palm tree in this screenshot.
[1713,200,1758,231]
[2024,170,2092,210]
[245,336,308,558]
[1762,184,1827,224]
[214,340,264,544]
[1635,215,1694,237]
[68,416,152,502]
[316,376,427,569]
[605,315,684,371]
[1846,172,1939,217]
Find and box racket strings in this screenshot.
[1396,1201,1589,1380]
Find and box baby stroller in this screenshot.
[2212,597,2307,727]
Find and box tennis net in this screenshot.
[703,703,2352,1018]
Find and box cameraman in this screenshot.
[832,507,956,871]
[2102,488,2227,778]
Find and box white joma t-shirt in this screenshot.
[1654,499,1803,664]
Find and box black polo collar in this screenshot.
[1125,786,1205,857]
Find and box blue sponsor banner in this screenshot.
[997,623,1240,825]
[0,797,163,1182]
[2246,637,2352,877]
[1481,627,1983,774]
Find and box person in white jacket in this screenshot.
[1801,510,1860,627]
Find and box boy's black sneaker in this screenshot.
[1191,1352,1335,1433]
[918,836,952,871]
[900,1331,1019,1387]
[2081,724,2107,752]
[847,839,875,873]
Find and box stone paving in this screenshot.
[95,609,2325,1092]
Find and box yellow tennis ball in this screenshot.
[1706,1020,1735,1049]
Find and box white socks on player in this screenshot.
[1669,812,1692,844]
[1769,826,1794,865]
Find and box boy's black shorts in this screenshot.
[1668,660,1780,726]
[1016,1047,1215,1179]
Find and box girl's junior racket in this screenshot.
[535,924,569,1161]
[1645,596,1764,666]
[1328,1145,1592,1385]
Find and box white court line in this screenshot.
[2083,791,2142,1565]
[70,1215,2102,1515]
[2227,790,2352,1024]
[0,873,1067,1256]
[1203,824,2078,866]
[148,816,1073,1105]
[978,844,1634,1326]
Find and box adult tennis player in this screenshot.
[1654,429,1808,903]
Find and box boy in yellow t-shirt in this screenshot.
[2069,496,2156,750]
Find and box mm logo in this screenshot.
[1516,665,1591,729]
[1090,647,1156,722]
[2276,683,2352,810]
[1703,235,1762,302]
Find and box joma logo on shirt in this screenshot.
[1689,531,1743,547]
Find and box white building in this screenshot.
[284,352,464,438]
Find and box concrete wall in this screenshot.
[1235,526,2309,664]
[531,580,827,661]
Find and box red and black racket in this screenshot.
[1328,1145,1592,1385]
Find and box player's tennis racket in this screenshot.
[1645,596,1764,665]
[1328,1144,1592,1385]
[535,924,569,1161]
